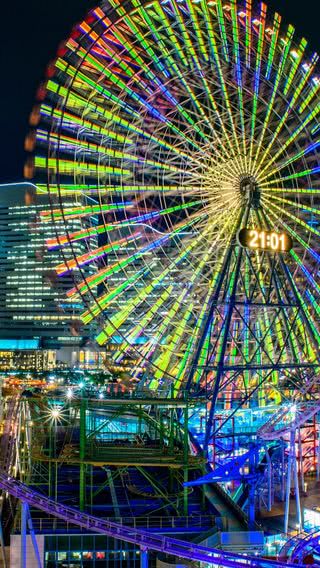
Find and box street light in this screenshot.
[51,408,61,420]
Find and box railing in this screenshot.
[258,401,320,441]
[93,386,193,400]
[18,515,216,533]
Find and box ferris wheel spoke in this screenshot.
[206,6,242,155]
[77,20,213,146]
[161,0,242,156]
[54,233,140,276]
[65,219,203,298]
[256,102,320,180]
[260,162,320,185]
[96,227,218,347]
[264,206,320,265]
[56,58,140,118]
[114,207,241,373]
[47,201,204,250]
[215,0,229,62]
[230,0,247,157]
[82,223,213,325]
[251,24,295,172]
[261,196,320,239]
[65,35,209,151]
[38,131,189,174]
[44,80,205,160]
[248,1,267,171]
[37,184,208,196]
[184,209,245,385]
[244,0,252,68]
[299,80,320,114]
[256,53,317,175]
[36,156,129,179]
[40,203,133,223]
[264,193,320,221]
[258,185,320,196]
[262,211,320,311]
[151,303,195,384]
[265,11,281,80]
[258,137,320,184]
[161,0,238,154]
[200,1,242,157]
[112,286,175,362]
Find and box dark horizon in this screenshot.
[1,0,320,183]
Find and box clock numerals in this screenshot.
[248,230,259,248]
[237,228,293,252]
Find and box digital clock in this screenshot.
[237,228,293,252]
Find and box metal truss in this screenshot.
[188,204,320,453]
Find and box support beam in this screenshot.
[105,468,121,519]
[0,516,7,568]
[140,547,148,568]
[183,404,189,516]
[292,431,302,531]
[317,418,320,481]
[204,208,249,450]
[284,429,300,534]
[79,399,87,511]
[27,505,43,568]
[21,501,27,568]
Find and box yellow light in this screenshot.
[51,408,61,420]
[66,388,73,399]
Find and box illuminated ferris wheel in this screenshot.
[28,0,320,416]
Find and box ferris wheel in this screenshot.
[27,0,320,409]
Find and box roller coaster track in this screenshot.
[289,529,320,562]
[258,401,320,441]
[0,473,304,567]
[0,397,306,567]
[0,397,20,475]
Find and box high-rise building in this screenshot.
[0,182,85,356]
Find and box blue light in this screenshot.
[0,339,39,350]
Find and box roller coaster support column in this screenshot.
[284,430,302,534]
[292,432,302,532]
[316,415,320,481]
[140,547,148,568]
[183,402,189,516]
[265,450,272,512]
[21,501,27,568]
[298,429,304,492]
[19,502,43,568]
[248,446,256,528]
[0,520,6,568]
[80,399,87,511]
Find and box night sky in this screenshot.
[1,0,320,183]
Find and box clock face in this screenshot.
[237,228,293,252]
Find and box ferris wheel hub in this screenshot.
[239,175,260,210]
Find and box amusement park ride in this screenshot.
[2,0,320,564]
